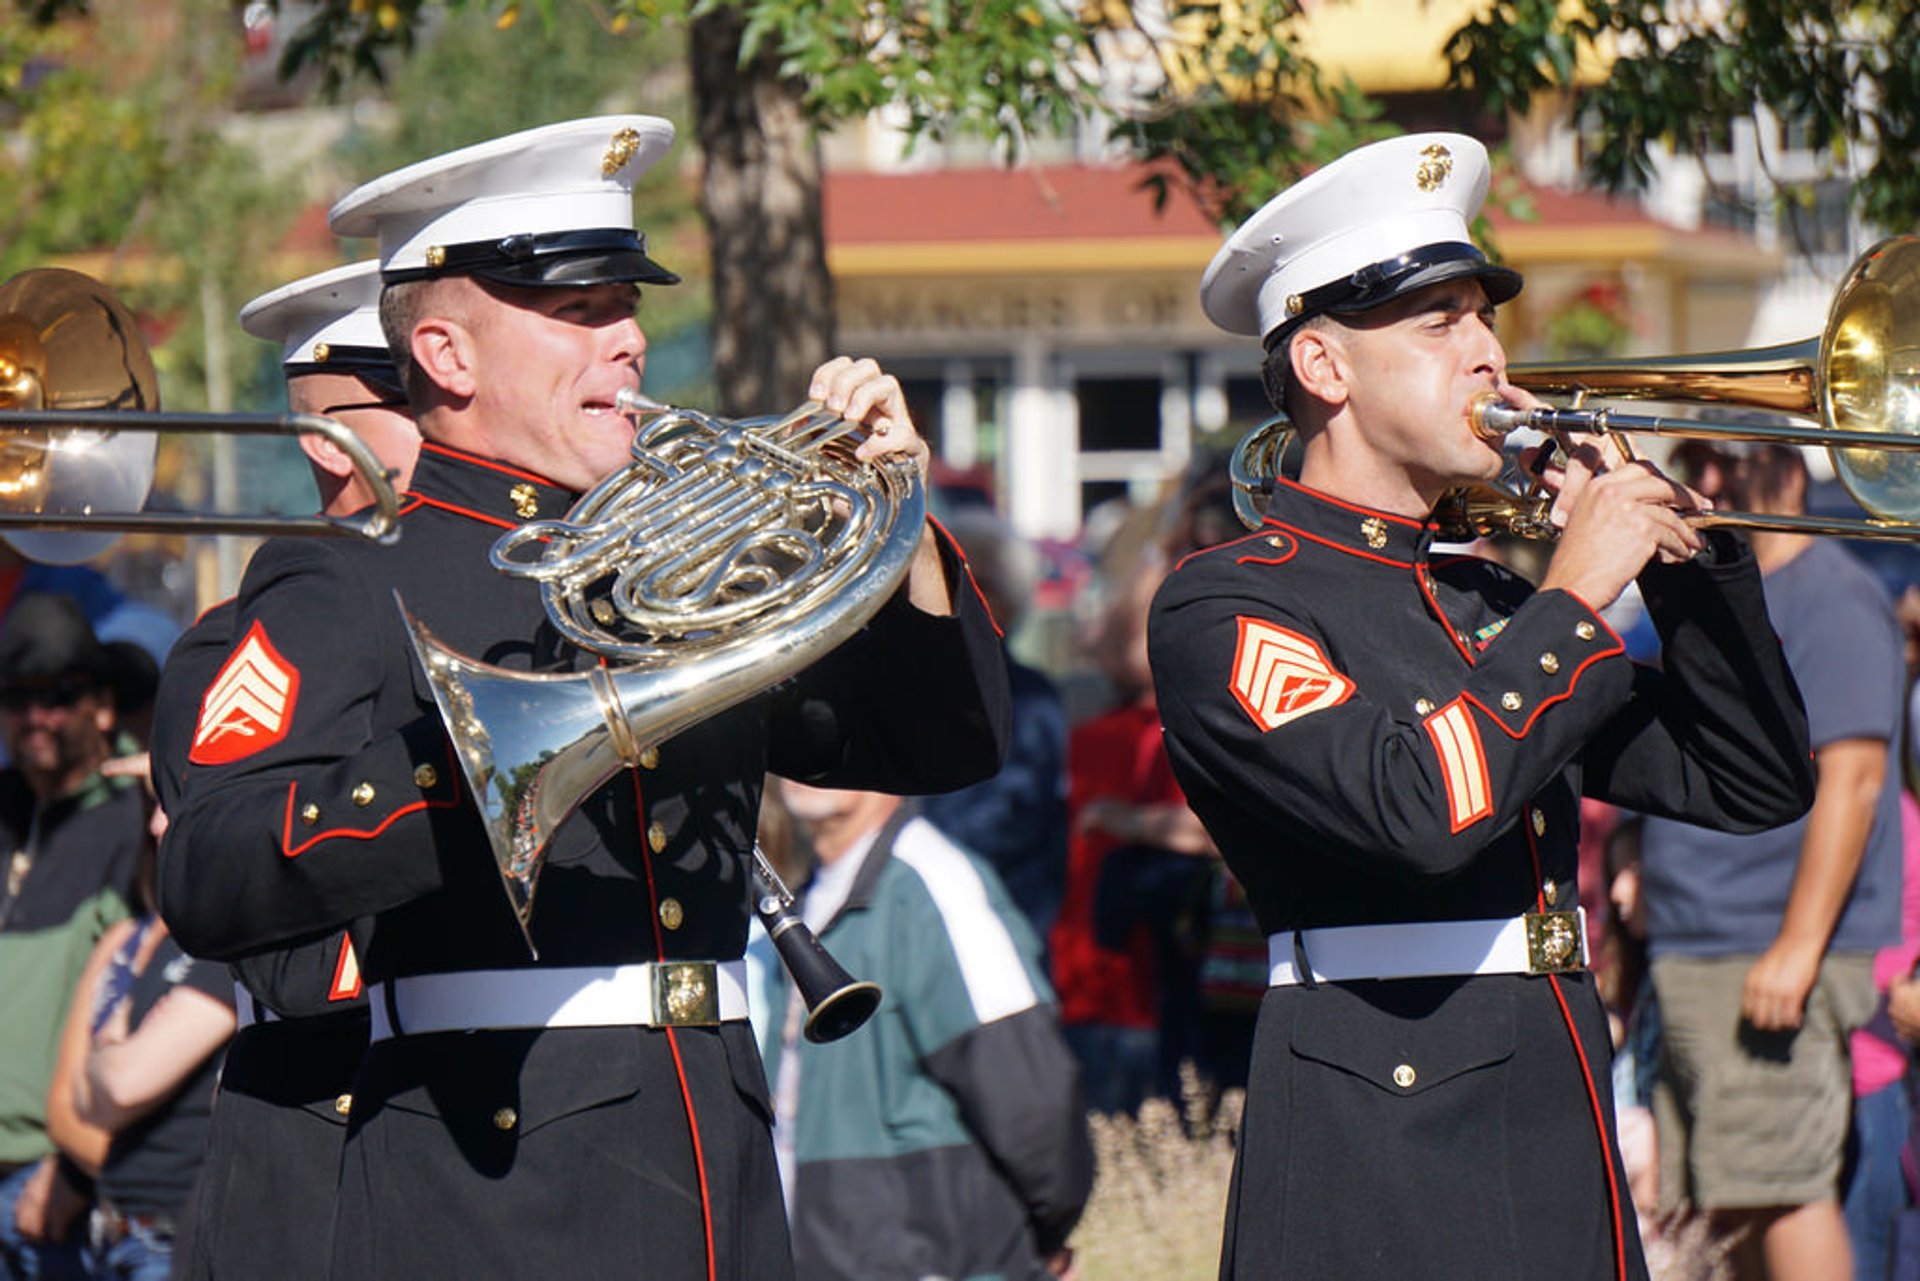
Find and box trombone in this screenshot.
[1234,234,1920,543]
[0,266,399,561]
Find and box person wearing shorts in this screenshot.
[1640,444,1904,1280]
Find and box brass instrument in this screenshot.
[0,267,400,563]
[403,392,914,1039]
[1233,235,1920,542]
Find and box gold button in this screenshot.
[300,802,321,827]
[1392,1064,1416,1089]
[1530,808,1546,836]
[509,483,539,519]
[351,782,376,807]
[659,897,684,930]
[1539,652,1560,675]
[1500,691,1523,712]
[425,245,447,268]
[638,745,659,770]
[312,342,331,363]
[1413,698,1435,716]
[647,822,667,854]
[1575,621,1596,641]
[413,763,438,789]
[492,1107,518,1131]
[1544,881,1559,906]
[333,1093,353,1117]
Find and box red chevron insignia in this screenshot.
[189,621,300,765]
[1229,617,1355,732]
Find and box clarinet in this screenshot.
[751,844,881,1043]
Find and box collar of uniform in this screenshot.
[1262,476,1435,564]
[409,441,578,526]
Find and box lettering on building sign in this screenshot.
[849,291,1073,335]
[1100,287,1182,330]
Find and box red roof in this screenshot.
[824,163,1755,255]
[824,164,1218,245]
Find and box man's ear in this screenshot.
[1289,325,1351,410]
[410,316,477,400]
[297,431,353,481]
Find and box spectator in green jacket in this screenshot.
[751,780,1093,1281]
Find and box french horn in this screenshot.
[402,393,914,1038]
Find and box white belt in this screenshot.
[1268,909,1588,986]
[233,983,282,1026]
[368,961,750,1041]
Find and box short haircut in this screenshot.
[1260,314,1337,421]
[378,279,441,402]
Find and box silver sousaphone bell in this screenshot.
[402,392,906,1040]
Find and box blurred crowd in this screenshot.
[10,432,1920,1280]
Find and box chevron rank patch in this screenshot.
[189,621,301,766]
[1229,617,1355,731]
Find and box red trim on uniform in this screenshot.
[405,494,521,530]
[277,740,463,858]
[1271,476,1425,527]
[188,596,236,630]
[1460,638,1623,740]
[927,514,1002,638]
[1524,814,1628,1281]
[1552,588,1622,648]
[1262,521,1416,569]
[624,733,716,1281]
[417,440,562,488]
[1415,566,1475,666]
[1173,529,1294,574]
[397,494,426,517]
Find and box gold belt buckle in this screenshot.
[653,961,721,1027]
[1525,911,1583,975]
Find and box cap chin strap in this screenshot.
[1261,242,1491,353]
[383,228,680,287]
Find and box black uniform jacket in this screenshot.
[157,441,1010,1281]
[1148,476,1812,1280]
[155,600,368,1281]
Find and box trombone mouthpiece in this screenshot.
[614,387,669,416]
[1468,392,1530,442]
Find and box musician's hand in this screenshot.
[810,356,951,614]
[1538,460,1708,608]
[810,356,931,484]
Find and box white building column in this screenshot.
[939,359,977,470]
[1005,337,1078,541]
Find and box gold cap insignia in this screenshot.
[1415,143,1453,193]
[603,127,642,178]
[1285,293,1304,317]
[312,342,331,363]
[1359,516,1388,550]
[424,245,447,269]
[509,482,539,519]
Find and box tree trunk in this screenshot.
[689,6,834,419]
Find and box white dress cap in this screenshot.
[329,115,679,287]
[1200,132,1521,343]
[238,259,392,377]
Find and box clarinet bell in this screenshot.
[774,922,882,1043]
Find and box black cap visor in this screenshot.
[1264,242,1522,352]
[385,228,680,288]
